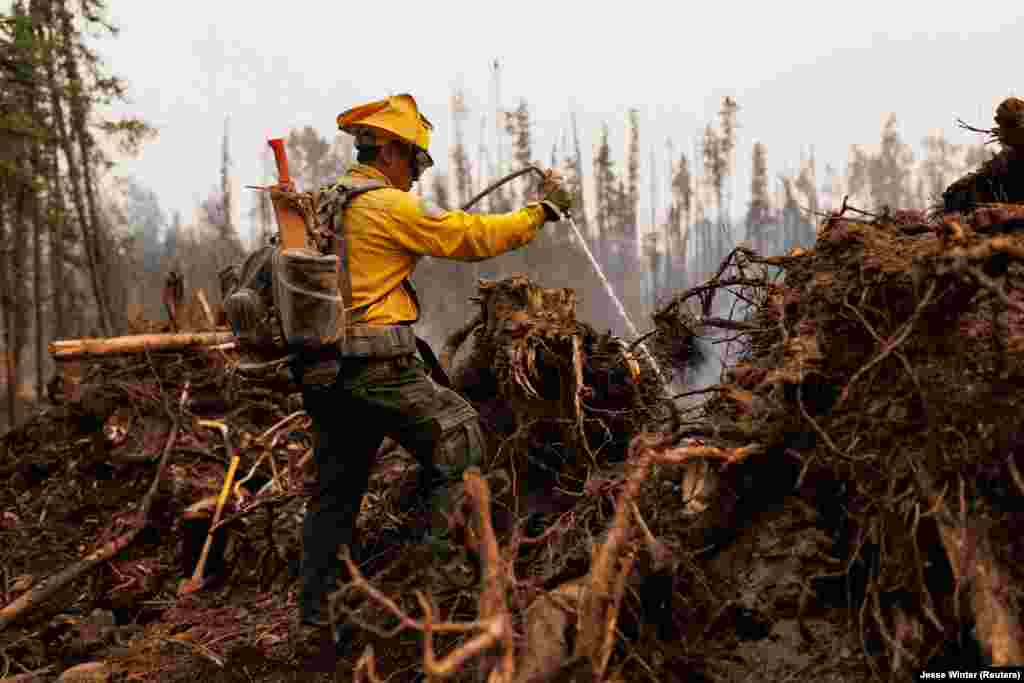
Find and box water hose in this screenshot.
[461,166,666,386]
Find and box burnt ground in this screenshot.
[4,204,1024,681]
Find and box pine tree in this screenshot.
[569,111,588,233]
[510,99,533,200]
[206,117,242,269]
[286,126,336,191]
[165,210,182,265]
[701,124,727,273]
[593,123,615,265]
[125,179,166,273]
[779,175,802,252]
[847,145,871,205]
[920,131,961,208]
[746,141,771,251]
[625,108,640,230]
[431,171,451,211]
[643,231,661,310]
[794,150,818,229]
[718,96,739,217]
[869,113,914,211]
[221,116,235,241]
[667,150,692,291]
[846,114,915,213]
[450,90,473,207]
[0,0,151,425]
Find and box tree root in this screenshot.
[330,467,515,682]
[574,437,762,677]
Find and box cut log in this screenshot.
[50,332,234,360]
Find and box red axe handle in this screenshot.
[268,138,291,187]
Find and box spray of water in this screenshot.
[463,167,670,392]
[565,214,667,389]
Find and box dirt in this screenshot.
[4,204,1024,681]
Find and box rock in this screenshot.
[56,662,113,682]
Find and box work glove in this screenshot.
[538,169,573,222]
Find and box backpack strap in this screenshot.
[316,177,421,326]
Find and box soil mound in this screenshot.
[2,204,1023,681]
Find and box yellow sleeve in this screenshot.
[378,191,547,261]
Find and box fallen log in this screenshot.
[50,331,235,360]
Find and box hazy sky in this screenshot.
[86,1,1023,243]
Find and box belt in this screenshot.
[295,324,452,389]
[341,328,451,387]
[335,325,417,359]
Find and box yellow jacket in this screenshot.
[342,164,548,324]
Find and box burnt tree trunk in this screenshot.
[0,185,13,428]
[48,2,111,336]
[48,135,66,340]
[29,3,46,401]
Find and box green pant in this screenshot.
[298,354,483,622]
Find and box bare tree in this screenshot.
[450,90,473,208]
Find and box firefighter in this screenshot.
[296,94,572,630]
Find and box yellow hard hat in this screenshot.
[337,94,434,168]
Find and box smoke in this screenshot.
[688,334,723,389]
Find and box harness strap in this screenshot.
[320,175,423,327]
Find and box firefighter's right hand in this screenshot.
[539,170,573,221]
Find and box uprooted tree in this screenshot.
[3,198,1024,680]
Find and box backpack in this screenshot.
[223,177,388,354]
[221,245,276,347]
